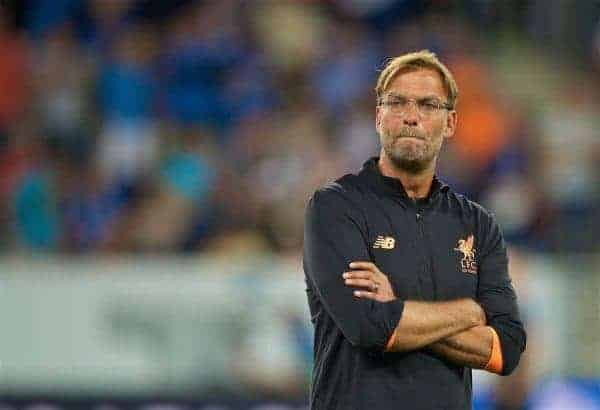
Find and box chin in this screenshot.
[394,158,428,174]
[386,148,431,174]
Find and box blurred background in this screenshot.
[0,0,599,409]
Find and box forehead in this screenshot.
[385,68,446,98]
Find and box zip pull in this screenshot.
[416,212,422,221]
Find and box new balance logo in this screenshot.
[373,236,395,249]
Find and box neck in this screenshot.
[378,151,436,199]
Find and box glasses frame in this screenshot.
[378,95,453,117]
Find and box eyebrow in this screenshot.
[386,93,444,101]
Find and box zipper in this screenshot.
[415,208,435,300]
[416,210,425,237]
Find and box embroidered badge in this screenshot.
[454,234,478,274]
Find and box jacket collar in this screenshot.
[358,157,449,205]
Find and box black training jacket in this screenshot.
[303,157,526,410]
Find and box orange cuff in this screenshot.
[484,326,503,374]
[385,327,398,351]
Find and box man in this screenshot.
[303,50,526,410]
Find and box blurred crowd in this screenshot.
[0,0,599,255]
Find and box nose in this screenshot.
[402,108,419,126]
[400,100,419,126]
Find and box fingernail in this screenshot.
[354,290,360,296]
[342,272,349,278]
[349,262,356,268]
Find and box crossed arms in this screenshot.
[303,190,526,375]
[345,261,499,371]
[386,299,494,369]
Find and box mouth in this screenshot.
[397,136,424,142]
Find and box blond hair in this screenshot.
[375,50,458,109]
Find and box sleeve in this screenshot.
[303,189,405,350]
[476,213,527,375]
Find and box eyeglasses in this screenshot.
[379,95,452,116]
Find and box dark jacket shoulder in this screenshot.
[309,173,369,211]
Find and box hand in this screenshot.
[343,261,397,302]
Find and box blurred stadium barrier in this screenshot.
[0,253,598,409]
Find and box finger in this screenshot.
[349,261,375,271]
[343,270,373,279]
[344,278,375,288]
[350,262,381,275]
[353,290,380,300]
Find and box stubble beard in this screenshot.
[380,127,439,174]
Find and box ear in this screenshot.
[443,109,457,140]
[375,105,382,131]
